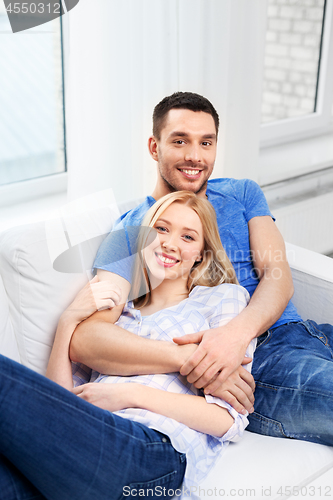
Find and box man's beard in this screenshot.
[159,169,208,196]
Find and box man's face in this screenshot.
[151,109,217,197]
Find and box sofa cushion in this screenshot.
[198,431,333,499]
[0,192,121,374]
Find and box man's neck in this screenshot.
[151,183,208,201]
[151,185,167,201]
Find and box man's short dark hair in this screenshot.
[152,91,219,140]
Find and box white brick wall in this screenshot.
[262,0,325,124]
[280,6,304,19]
[280,33,303,44]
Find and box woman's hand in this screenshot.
[61,275,122,328]
[203,360,255,415]
[72,383,137,412]
[47,277,121,390]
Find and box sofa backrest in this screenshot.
[0,196,143,374]
[286,242,333,325]
[0,273,19,361]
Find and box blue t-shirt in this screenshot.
[94,178,302,328]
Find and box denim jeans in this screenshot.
[0,355,186,500]
[248,320,333,446]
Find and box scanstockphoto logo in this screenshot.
[3,0,80,33]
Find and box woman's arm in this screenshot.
[72,383,234,438]
[70,270,197,375]
[134,385,235,437]
[46,276,122,390]
[46,314,78,390]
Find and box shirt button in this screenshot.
[162,437,168,443]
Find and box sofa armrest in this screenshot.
[0,274,20,362]
[286,242,333,325]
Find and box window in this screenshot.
[261,0,333,147]
[0,6,66,186]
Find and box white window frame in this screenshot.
[260,0,333,149]
[0,173,67,209]
[0,14,67,209]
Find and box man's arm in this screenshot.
[69,270,256,414]
[69,270,197,375]
[176,216,294,394]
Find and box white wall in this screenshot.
[65,0,268,203]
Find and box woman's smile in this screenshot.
[155,252,180,267]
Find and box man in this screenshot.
[70,92,333,444]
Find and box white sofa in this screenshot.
[1,196,333,500]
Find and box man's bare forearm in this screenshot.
[226,261,294,347]
[70,315,196,376]
[247,264,293,338]
[241,215,294,341]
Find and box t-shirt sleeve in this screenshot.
[237,179,275,223]
[93,199,153,282]
[204,395,249,442]
[93,220,140,283]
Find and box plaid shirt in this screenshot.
[72,284,255,496]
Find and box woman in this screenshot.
[0,192,255,500]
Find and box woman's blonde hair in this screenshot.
[131,191,238,307]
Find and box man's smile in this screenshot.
[178,168,202,179]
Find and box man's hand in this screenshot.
[174,322,250,392]
[174,325,255,414]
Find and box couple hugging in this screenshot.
[1,92,332,500]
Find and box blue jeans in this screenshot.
[0,355,186,500]
[248,320,333,446]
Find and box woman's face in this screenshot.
[144,202,204,283]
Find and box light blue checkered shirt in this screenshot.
[72,284,256,496]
